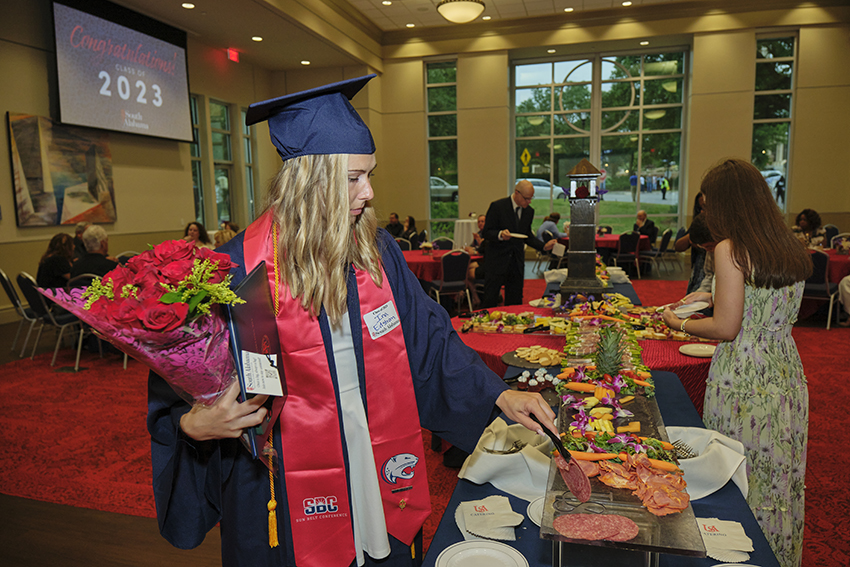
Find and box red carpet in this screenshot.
[1,281,848,565]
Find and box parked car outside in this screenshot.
[760,169,783,190]
[517,178,567,200]
[430,176,458,201]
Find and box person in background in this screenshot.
[663,158,811,567]
[214,228,236,248]
[72,221,91,260]
[633,210,657,246]
[838,274,850,327]
[629,173,638,201]
[36,233,74,289]
[536,212,567,242]
[481,180,555,307]
[675,192,707,293]
[679,211,714,295]
[147,75,556,567]
[466,214,487,282]
[775,175,786,206]
[385,212,403,238]
[71,225,118,278]
[659,176,670,200]
[792,208,826,248]
[184,221,214,249]
[222,221,240,233]
[400,215,419,248]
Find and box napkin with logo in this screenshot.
[458,418,552,502]
[666,426,748,500]
[455,495,525,541]
[696,517,754,563]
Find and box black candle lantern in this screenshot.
[560,159,606,301]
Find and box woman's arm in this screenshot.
[662,239,744,341]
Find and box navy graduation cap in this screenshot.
[245,74,376,162]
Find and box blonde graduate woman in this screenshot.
[662,158,811,567]
[147,75,557,567]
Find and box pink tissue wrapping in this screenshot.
[41,286,235,406]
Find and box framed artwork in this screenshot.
[8,112,116,227]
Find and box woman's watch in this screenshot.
[680,318,690,333]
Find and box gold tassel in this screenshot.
[267,428,279,548]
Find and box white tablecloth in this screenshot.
[453,219,477,248]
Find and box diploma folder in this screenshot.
[225,261,286,461]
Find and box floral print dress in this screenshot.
[703,280,808,567]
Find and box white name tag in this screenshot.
[241,351,284,396]
[363,300,401,340]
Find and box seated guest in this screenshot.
[792,208,826,248]
[385,212,403,238]
[184,221,213,249]
[36,233,74,289]
[72,221,91,260]
[221,220,240,233]
[400,215,419,248]
[466,214,487,280]
[839,275,850,327]
[214,228,236,248]
[71,225,119,278]
[634,210,657,245]
[536,212,567,242]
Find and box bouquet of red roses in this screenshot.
[40,239,244,405]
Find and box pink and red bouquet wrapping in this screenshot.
[40,239,244,405]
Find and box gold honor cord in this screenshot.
[267,222,281,548]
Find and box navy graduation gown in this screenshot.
[147,228,508,566]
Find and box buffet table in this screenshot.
[423,371,780,567]
[452,303,713,415]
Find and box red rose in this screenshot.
[196,248,234,283]
[125,250,157,274]
[152,239,197,263]
[86,296,110,318]
[133,266,164,295]
[160,259,195,285]
[575,185,590,199]
[138,297,189,332]
[108,297,142,327]
[102,266,134,293]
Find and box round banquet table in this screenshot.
[825,248,850,283]
[557,233,651,251]
[451,304,712,416]
[402,250,481,282]
[452,219,478,249]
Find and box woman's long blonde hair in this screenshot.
[263,154,383,324]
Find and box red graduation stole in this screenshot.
[243,212,430,567]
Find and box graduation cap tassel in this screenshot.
[267,429,279,548]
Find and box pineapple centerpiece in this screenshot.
[595,327,626,377]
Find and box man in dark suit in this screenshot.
[480,180,555,307]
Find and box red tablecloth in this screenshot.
[452,304,711,416]
[825,248,850,284]
[403,250,481,281]
[557,233,651,251]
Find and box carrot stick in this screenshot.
[571,315,625,324]
[632,379,654,388]
[618,452,681,472]
[557,368,576,379]
[569,451,619,461]
[637,371,652,379]
[638,437,674,451]
[563,381,596,393]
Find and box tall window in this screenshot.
[752,35,795,211]
[426,60,458,240]
[514,51,687,236]
[189,95,205,225]
[210,100,233,227]
[242,108,256,221]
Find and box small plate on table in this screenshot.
[526,496,545,527]
[679,343,716,358]
[435,540,529,567]
[509,233,528,239]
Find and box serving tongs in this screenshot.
[523,324,550,334]
[530,414,591,502]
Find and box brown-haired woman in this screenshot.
[36,233,74,289]
[663,158,811,567]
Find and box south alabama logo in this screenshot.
[381,453,419,485]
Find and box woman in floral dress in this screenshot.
[663,158,812,567]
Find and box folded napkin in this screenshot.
[459,418,552,502]
[455,495,525,541]
[543,268,569,283]
[667,426,748,500]
[607,271,631,284]
[696,517,754,563]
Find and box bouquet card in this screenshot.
[226,261,286,460]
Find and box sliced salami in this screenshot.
[552,513,621,541]
[603,514,640,541]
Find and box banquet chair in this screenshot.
[65,273,129,371]
[431,237,455,250]
[550,241,567,270]
[533,230,555,273]
[831,232,849,249]
[803,250,840,329]
[395,237,412,251]
[418,229,428,247]
[1,267,39,357]
[428,250,473,314]
[116,250,139,264]
[823,224,839,248]
[611,231,641,279]
[16,272,82,367]
[640,228,673,275]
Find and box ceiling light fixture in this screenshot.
[564,7,574,12]
[548,49,556,54]
[622,1,632,6]
[301,60,310,65]
[252,36,263,42]
[640,41,649,46]
[382,1,392,5]
[482,15,491,20]
[182,3,195,8]
[437,0,485,24]
[406,23,415,27]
